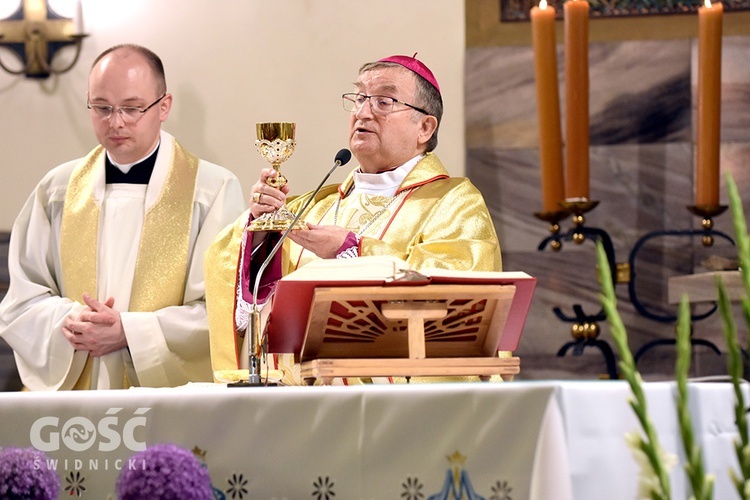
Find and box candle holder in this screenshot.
[537,201,734,378]
[540,229,619,379]
[561,198,599,244]
[626,204,732,363]
[687,204,728,246]
[627,227,732,363]
[533,208,570,251]
[537,199,619,378]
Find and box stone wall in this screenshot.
[466,36,750,380]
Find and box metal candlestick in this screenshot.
[687,204,728,246]
[533,209,570,251]
[538,200,734,378]
[628,204,732,362]
[560,198,600,245]
[538,204,619,379]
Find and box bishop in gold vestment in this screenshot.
[205,54,501,382]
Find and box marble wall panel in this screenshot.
[589,40,692,145]
[711,143,750,240]
[466,36,750,380]
[466,46,540,150]
[466,39,693,150]
[468,143,696,252]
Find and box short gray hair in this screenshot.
[358,61,443,152]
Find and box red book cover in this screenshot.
[264,256,536,356]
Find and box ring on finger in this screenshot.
[252,191,260,203]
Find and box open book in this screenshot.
[264,256,537,359]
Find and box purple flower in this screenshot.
[116,443,213,500]
[0,447,60,500]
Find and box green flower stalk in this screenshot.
[596,240,673,500]
[717,276,750,499]
[721,173,750,498]
[727,175,750,298]
[675,293,715,500]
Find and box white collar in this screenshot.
[351,155,424,196]
[106,140,161,174]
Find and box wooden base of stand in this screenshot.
[295,281,528,385]
[301,356,520,385]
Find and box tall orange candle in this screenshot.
[696,0,723,207]
[531,0,564,213]
[563,0,590,200]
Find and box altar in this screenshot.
[0,380,745,499]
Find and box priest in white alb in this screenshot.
[0,44,245,390]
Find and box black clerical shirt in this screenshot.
[105,146,159,184]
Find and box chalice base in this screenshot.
[247,205,307,232]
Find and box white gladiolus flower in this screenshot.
[625,431,677,500]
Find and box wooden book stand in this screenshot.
[297,283,521,384]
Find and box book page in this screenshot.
[280,255,532,282]
[280,255,412,282]
[424,267,531,280]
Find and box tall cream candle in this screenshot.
[531,0,564,213]
[563,0,590,200]
[696,0,723,207]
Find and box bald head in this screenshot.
[91,44,166,96]
[87,44,172,164]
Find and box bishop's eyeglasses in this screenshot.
[87,94,166,123]
[342,93,429,116]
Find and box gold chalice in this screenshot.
[249,122,306,231]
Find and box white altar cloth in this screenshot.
[0,383,570,499]
[555,380,747,500]
[0,380,746,499]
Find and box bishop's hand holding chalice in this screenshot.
[248,122,306,232]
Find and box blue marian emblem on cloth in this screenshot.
[427,451,486,500]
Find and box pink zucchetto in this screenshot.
[378,53,441,95]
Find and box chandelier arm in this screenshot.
[49,37,85,75]
[0,47,26,75]
[30,30,52,73]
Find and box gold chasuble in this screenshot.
[206,153,502,379]
[60,141,199,389]
[205,215,246,371]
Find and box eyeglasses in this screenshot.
[342,93,429,116]
[87,94,166,123]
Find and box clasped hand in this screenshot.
[63,293,127,357]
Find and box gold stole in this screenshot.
[60,141,199,389]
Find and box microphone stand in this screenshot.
[230,149,351,387]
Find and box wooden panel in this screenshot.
[300,284,516,362]
[301,356,521,381]
[668,270,744,304]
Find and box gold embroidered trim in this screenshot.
[130,141,199,311]
[60,140,199,389]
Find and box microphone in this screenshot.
[239,149,352,386]
[252,148,351,300]
[334,148,352,166]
